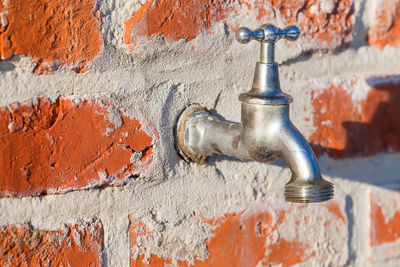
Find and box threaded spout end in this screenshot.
[284,179,334,203]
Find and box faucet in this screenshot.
[175,24,333,203]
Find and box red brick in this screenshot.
[368,0,400,49]
[369,186,400,261]
[0,0,103,74]
[129,201,348,266]
[310,76,400,158]
[0,218,103,266]
[0,97,154,198]
[242,0,354,49]
[124,0,232,51]
[124,0,353,51]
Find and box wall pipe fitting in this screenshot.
[175,24,333,203]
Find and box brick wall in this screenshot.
[0,0,400,266]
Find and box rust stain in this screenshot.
[0,0,103,74]
[310,76,400,158]
[0,97,153,198]
[367,0,400,49]
[0,219,103,266]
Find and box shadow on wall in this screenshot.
[0,60,16,72]
[309,75,400,187]
[311,76,400,158]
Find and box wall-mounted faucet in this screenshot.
[175,24,333,203]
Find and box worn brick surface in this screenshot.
[310,76,400,158]
[124,0,233,51]
[368,0,400,49]
[0,0,103,74]
[129,201,348,267]
[0,97,153,198]
[124,0,353,51]
[243,0,354,49]
[370,186,400,261]
[0,0,399,265]
[0,218,103,266]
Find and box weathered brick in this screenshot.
[129,201,348,266]
[0,218,103,266]
[370,186,400,261]
[310,76,400,158]
[124,0,232,51]
[242,0,354,49]
[0,0,102,74]
[124,0,353,51]
[368,0,400,49]
[0,97,154,198]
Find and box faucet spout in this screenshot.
[278,121,323,183]
[275,114,333,203]
[240,103,333,203]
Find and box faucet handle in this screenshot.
[236,24,300,63]
[235,24,300,44]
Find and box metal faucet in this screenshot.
[175,24,333,203]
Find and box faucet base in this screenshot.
[284,179,334,203]
[175,104,209,164]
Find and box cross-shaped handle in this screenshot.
[235,24,300,44]
[235,24,300,63]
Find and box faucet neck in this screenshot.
[238,55,292,105]
[260,42,275,63]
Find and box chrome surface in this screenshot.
[236,25,300,106]
[235,24,300,45]
[175,24,333,203]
